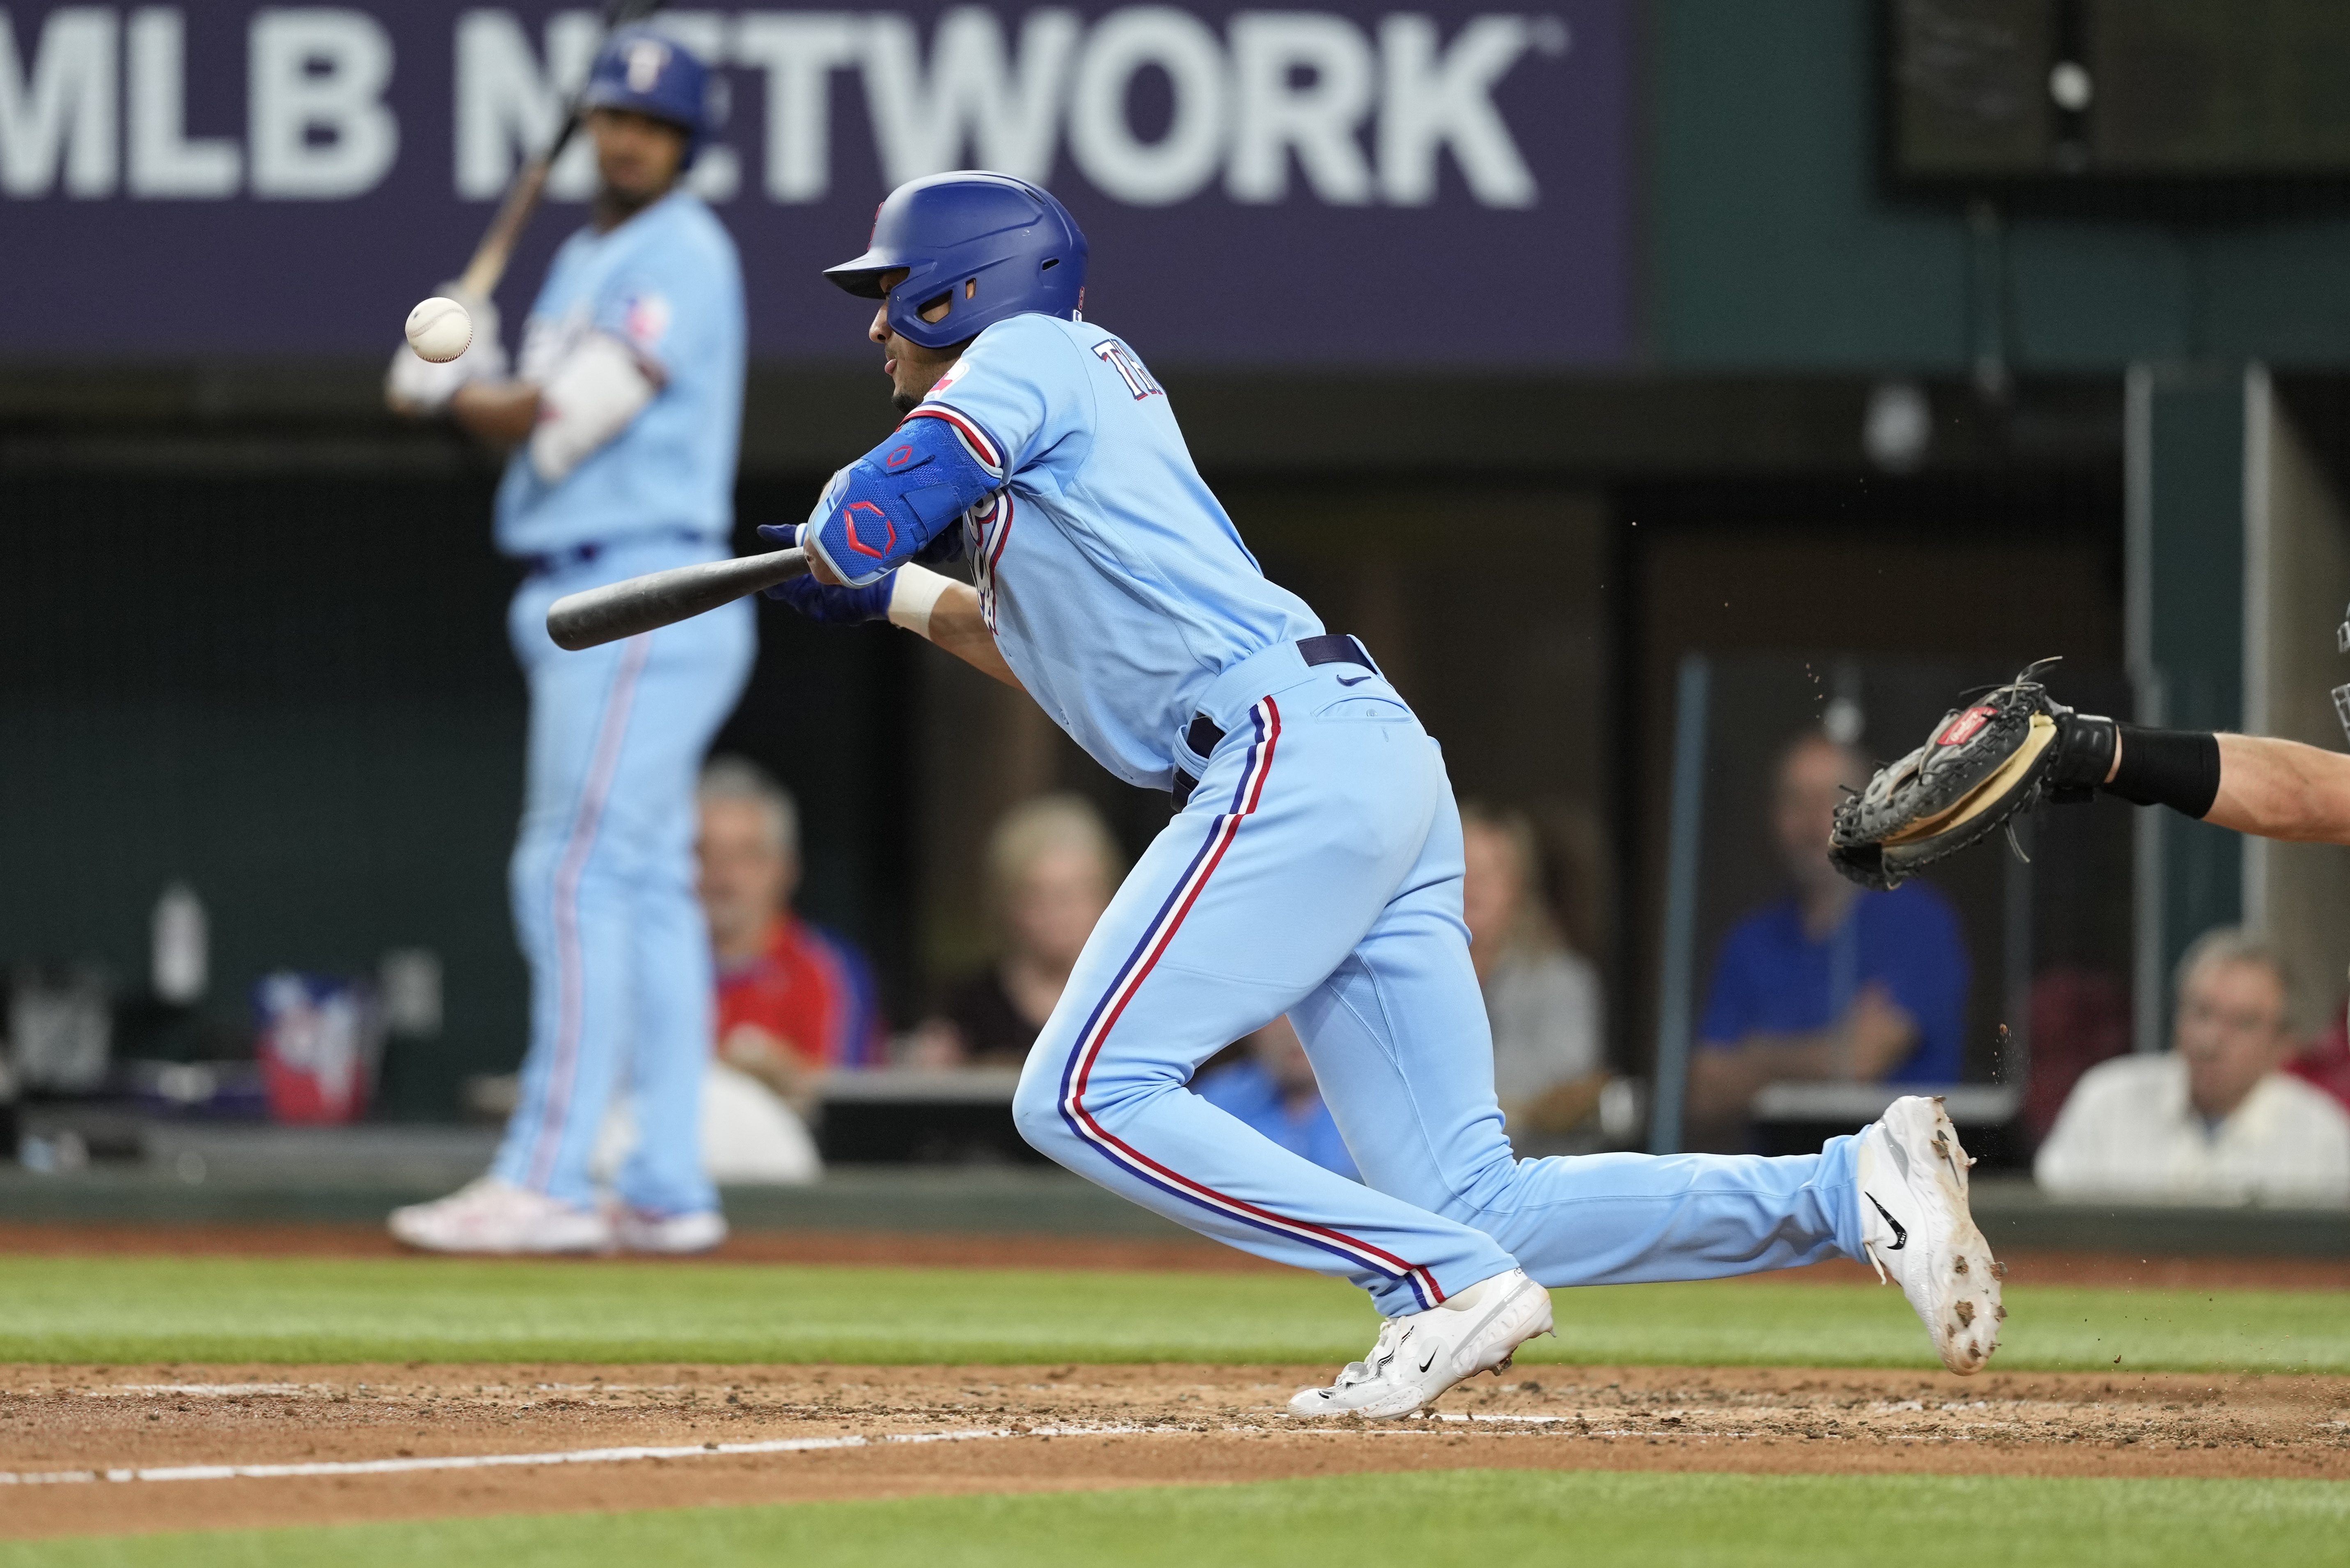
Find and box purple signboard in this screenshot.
[0,4,1629,365]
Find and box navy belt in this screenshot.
[1170,635,1373,809]
[524,528,706,578]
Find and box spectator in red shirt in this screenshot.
[2290,1004,2350,1116]
[697,757,886,1115]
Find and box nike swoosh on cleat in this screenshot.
[1337,673,1372,686]
[1419,1349,1438,1373]
[1865,1193,1908,1249]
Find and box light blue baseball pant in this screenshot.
[1012,641,1867,1318]
[492,536,754,1217]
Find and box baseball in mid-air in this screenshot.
[404,296,473,363]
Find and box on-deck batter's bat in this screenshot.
[546,547,810,650]
[455,0,670,301]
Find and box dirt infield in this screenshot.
[2,1220,2345,1290]
[4,1362,2343,1539]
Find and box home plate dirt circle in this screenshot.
[3,1362,2344,1539]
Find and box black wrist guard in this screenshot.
[2106,725,2222,819]
[2044,709,2119,802]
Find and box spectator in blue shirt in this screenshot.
[1688,729,1971,1149]
[1196,1016,1359,1180]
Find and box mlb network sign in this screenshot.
[0,4,1629,363]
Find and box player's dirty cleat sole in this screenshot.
[1857,1095,2004,1375]
[388,1177,612,1254]
[1287,1268,1554,1420]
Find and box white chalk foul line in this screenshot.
[80,1385,311,1399]
[0,1410,1791,1487]
[0,1422,1350,1488]
[0,1428,1035,1487]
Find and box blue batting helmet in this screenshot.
[824,172,1089,350]
[579,27,712,167]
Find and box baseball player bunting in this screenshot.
[767,172,2005,1412]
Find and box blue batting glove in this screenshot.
[757,523,894,622]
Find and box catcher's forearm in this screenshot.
[2205,732,2350,844]
[2091,724,2350,842]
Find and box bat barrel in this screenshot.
[545,547,809,651]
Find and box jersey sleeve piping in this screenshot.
[901,403,1005,480]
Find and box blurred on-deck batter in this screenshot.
[382,27,748,1255]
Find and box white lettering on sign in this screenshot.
[249,8,396,198]
[1227,12,1376,205]
[128,9,239,197]
[863,7,1078,185]
[0,7,1563,210]
[733,10,860,202]
[457,9,735,203]
[1377,14,1541,207]
[455,10,603,201]
[1067,6,1227,206]
[0,7,117,197]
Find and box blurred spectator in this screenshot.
[2020,967,2132,1147]
[2036,930,2350,1206]
[1688,730,1970,1149]
[593,1061,818,1188]
[1459,804,1606,1147]
[914,794,1119,1067]
[699,758,886,1112]
[1195,1016,1358,1180]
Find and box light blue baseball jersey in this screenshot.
[495,190,744,558]
[912,313,1324,790]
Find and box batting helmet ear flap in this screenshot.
[911,277,984,329]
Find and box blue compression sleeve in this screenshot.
[800,408,1004,586]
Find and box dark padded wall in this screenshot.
[0,468,913,1114]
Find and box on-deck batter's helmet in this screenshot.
[824,172,1089,350]
[579,26,713,168]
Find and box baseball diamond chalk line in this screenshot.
[0,1413,1798,1486]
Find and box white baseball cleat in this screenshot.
[1856,1095,2004,1375]
[1287,1267,1554,1419]
[611,1205,728,1255]
[387,1177,612,1255]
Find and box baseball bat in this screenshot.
[546,547,810,651]
[455,0,669,301]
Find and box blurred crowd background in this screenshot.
[7,0,2350,1212]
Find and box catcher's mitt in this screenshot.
[1829,665,2115,890]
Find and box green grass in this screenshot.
[0,1257,2340,1372]
[9,1471,2346,1567]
